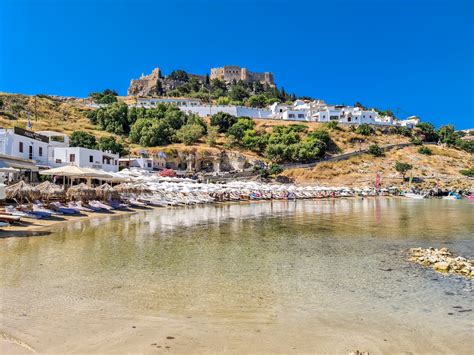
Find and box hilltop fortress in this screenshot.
[127,66,275,96]
[210,66,274,86]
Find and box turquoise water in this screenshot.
[1,198,473,353]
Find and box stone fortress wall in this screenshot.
[210,65,274,86]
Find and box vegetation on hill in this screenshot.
[88,89,118,104]
[0,93,472,187]
[155,69,298,107]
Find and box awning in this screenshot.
[0,157,39,171]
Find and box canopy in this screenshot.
[0,167,20,173]
[39,165,112,178]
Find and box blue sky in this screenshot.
[1,0,473,128]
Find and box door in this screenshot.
[29,146,33,160]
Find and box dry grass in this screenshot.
[0,93,117,139]
[284,145,474,188]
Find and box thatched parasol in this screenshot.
[34,181,65,200]
[5,181,41,202]
[95,183,120,200]
[113,183,134,193]
[66,183,97,201]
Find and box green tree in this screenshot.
[227,117,255,141]
[437,124,457,145]
[455,139,474,153]
[414,122,438,142]
[210,112,238,133]
[89,89,118,104]
[395,161,413,179]
[168,70,189,82]
[70,131,97,149]
[97,136,126,155]
[356,124,375,136]
[228,86,249,102]
[176,124,205,145]
[246,95,267,108]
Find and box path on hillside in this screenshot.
[281,142,437,170]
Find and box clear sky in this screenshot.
[1,0,473,128]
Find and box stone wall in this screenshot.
[210,65,274,86]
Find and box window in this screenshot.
[69,154,75,162]
[147,162,152,168]
[289,114,295,118]
[298,114,305,118]
[89,155,93,163]
[19,142,23,153]
[55,159,62,163]
[39,147,43,156]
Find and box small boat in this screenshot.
[443,192,462,200]
[0,221,10,228]
[403,192,426,199]
[467,194,474,201]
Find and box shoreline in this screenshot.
[0,196,388,238]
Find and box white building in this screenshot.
[270,100,398,126]
[135,98,203,108]
[51,147,119,172]
[118,157,154,171]
[396,116,420,128]
[0,127,51,167]
[0,128,120,172]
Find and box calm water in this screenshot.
[1,198,473,354]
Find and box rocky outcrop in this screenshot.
[127,68,206,97]
[128,68,162,96]
[408,247,473,279]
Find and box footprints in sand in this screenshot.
[151,336,175,350]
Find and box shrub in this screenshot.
[206,125,218,146]
[395,161,413,179]
[97,136,126,155]
[70,131,97,149]
[324,121,340,131]
[411,137,423,145]
[210,112,238,133]
[227,117,255,141]
[368,144,384,157]
[418,146,433,155]
[459,167,474,177]
[356,124,375,136]
[175,124,205,145]
[414,122,438,142]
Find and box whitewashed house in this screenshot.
[0,127,51,167]
[118,157,154,171]
[0,128,120,172]
[51,147,119,172]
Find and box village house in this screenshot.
[0,128,120,177]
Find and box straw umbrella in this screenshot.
[95,183,119,201]
[66,183,96,201]
[5,181,41,202]
[34,181,65,201]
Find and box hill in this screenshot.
[0,92,472,189]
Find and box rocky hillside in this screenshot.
[283,145,473,188]
[0,93,472,188]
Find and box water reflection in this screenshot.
[0,198,473,353]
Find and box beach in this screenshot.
[1,198,473,354]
